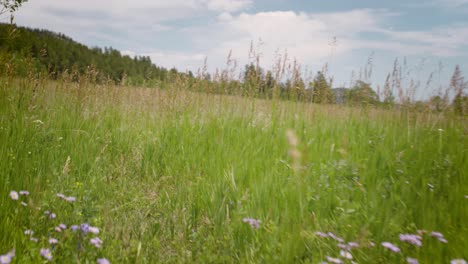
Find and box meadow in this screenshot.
[0,75,467,263]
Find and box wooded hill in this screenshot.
[0,23,186,85]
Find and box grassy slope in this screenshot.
[0,78,467,263]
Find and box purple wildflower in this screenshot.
[65,196,76,202]
[40,248,52,261]
[0,254,11,264]
[89,226,100,234]
[49,238,58,244]
[242,218,261,229]
[81,223,90,234]
[71,225,79,232]
[407,257,419,264]
[9,191,18,200]
[337,243,350,251]
[0,250,14,264]
[55,227,62,232]
[19,190,29,196]
[90,237,103,248]
[97,258,111,264]
[59,223,67,229]
[56,193,66,199]
[327,232,344,243]
[315,231,329,238]
[326,256,343,264]
[430,231,448,243]
[451,260,467,264]
[49,213,56,220]
[348,241,359,248]
[340,250,353,260]
[381,242,400,253]
[399,234,422,247]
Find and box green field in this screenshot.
[1,78,467,263]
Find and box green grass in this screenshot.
[0,78,467,263]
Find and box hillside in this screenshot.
[0,23,185,85]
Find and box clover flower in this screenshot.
[40,248,52,261]
[381,242,400,253]
[9,191,18,200]
[399,234,422,247]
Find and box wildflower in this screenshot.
[407,257,419,264]
[338,243,350,250]
[9,191,18,200]
[326,256,343,264]
[340,250,353,259]
[70,225,79,232]
[348,242,359,248]
[399,234,422,247]
[49,238,58,244]
[327,232,344,243]
[89,226,100,234]
[40,248,52,261]
[381,242,400,253]
[0,250,14,264]
[56,193,66,199]
[55,227,62,232]
[315,231,329,238]
[242,218,261,229]
[0,254,11,264]
[97,258,111,264]
[59,223,67,229]
[81,223,90,234]
[30,237,38,243]
[19,190,29,196]
[451,259,467,264]
[49,213,56,220]
[65,196,76,202]
[44,210,50,215]
[20,202,28,207]
[24,230,34,236]
[90,237,103,248]
[430,231,448,243]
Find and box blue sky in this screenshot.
[12,0,468,99]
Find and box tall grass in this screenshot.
[0,71,466,263]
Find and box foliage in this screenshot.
[346,80,379,106]
[0,23,189,86]
[311,71,334,103]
